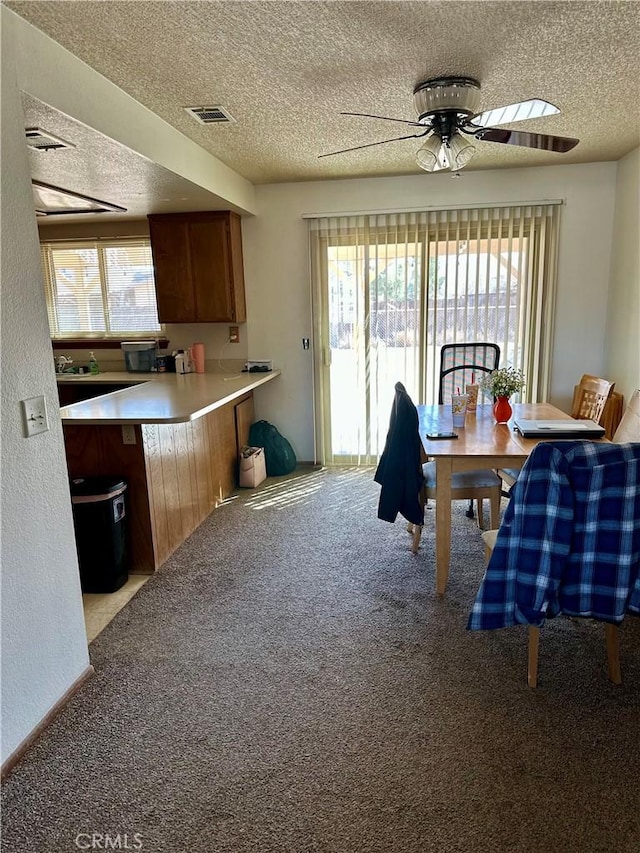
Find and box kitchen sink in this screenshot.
[56,374,144,383]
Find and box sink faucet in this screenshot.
[55,355,74,373]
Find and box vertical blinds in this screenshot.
[309,203,561,463]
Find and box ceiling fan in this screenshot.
[319,76,579,172]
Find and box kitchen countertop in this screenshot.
[58,370,281,425]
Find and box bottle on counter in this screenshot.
[89,352,100,375]
[190,342,205,373]
[174,350,192,374]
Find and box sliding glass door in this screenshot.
[309,205,559,466]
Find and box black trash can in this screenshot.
[70,476,128,593]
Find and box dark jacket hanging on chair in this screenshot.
[374,382,424,526]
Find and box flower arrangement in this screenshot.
[480,366,526,399]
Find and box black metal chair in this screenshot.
[438,342,501,517]
[438,342,500,405]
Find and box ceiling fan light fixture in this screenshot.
[321,75,579,167]
[413,76,482,121]
[447,133,476,170]
[416,135,442,172]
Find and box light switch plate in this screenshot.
[22,395,49,437]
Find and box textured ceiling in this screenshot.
[22,95,238,220]
[6,0,640,209]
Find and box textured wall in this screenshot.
[605,148,640,403]
[244,162,617,461]
[1,9,90,764]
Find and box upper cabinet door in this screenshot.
[148,218,195,324]
[227,212,246,323]
[148,211,246,324]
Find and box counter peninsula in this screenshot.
[60,370,281,573]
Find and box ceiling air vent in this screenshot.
[184,105,235,125]
[25,128,75,151]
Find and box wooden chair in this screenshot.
[375,382,425,548]
[485,394,638,684]
[601,391,625,439]
[499,374,616,491]
[375,376,503,554]
[481,528,622,689]
[571,373,615,422]
[409,469,502,553]
[612,388,640,442]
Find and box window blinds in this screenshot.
[309,203,561,463]
[40,239,162,339]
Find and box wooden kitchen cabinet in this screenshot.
[63,391,255,574]
[148,211,246,324]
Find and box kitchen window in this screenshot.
[40,239,163,340]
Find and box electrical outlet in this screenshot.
[229,325,239,343]
[121,425,137,445]
[22,395,49,437]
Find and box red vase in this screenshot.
[493,396,513,423]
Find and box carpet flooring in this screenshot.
[2,467,639,853]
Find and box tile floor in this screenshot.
[82,574,150,642]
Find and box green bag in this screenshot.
[248,420,297,476]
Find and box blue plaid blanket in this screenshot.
[468,441,640,630]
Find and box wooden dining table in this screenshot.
[417,401,573,595]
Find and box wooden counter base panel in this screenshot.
[64,393,253,572]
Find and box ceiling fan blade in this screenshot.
[319,130,430,159]
[472,99,560,128]
[341,111,426,128]
[476,127,579,153]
